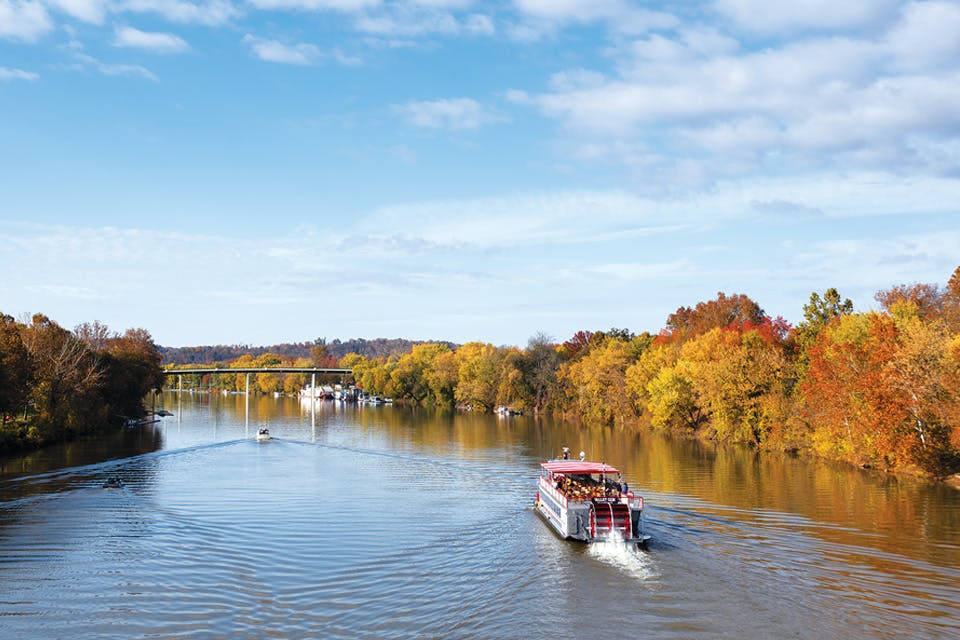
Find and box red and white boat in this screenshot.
[535,457,650,549]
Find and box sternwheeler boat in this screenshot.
[535,455,650,549]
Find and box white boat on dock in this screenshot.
[535,457,649,549]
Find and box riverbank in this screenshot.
[0,418,42,454]
[0,415,127,456]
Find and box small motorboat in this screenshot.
[102,476,123,489]
[256,427,271,441]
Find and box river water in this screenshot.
[1,392,958,639]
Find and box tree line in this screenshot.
[0,314,165,453]
[7,267,957,480]
[159,337,456,366]
[340,267,960,479]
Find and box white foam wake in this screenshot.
[586,530,657,581]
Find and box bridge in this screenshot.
[162,367,357,431]
[164,367,354,394]
[163,367,352,376]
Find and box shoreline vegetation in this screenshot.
[3,266,959,485]
[164,266,960,484]
[0,315,164,454]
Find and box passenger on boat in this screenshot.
[561,447,570,460]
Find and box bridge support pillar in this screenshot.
[311,372,316,428]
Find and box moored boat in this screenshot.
[535,455,650,549]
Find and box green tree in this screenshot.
[793,287,854,376]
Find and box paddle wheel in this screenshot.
[590,500,632,539]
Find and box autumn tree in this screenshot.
[20,314,105,437]
[792,287,853,376]
[514,333,562,413]
[454,342,503,412]
[802,313,910,469]
[311,340,336,367]
[681,325,791,445]
[875,282,943,320]
[0,314,32,423]
[941,266,960,332]
[884,304,960,476]
[561,330,593,360]
[389,343,452,403]
[556,336,635,426]
[100,328,165,419]
[255,353,284,393]
[632,351,704,434]
[423,349,458,406]
[284,357,312,394]
[75,320,113,352]
[662,292,765,344]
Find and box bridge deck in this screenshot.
[163,367,352,375]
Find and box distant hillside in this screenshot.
[159,338,457,365]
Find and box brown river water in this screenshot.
[1,391,958,639]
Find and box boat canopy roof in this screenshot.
[541,461,620,475]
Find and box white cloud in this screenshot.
[885,1,960,72]
[713,0,899,34]
[0,66,39,80]
[464,13,493,35]
[354,4,493,38]
[409,0,473,8]
[359,190,671,249]
[356,174,960,255]
[114,26,190,53]
[512,0,678,36]
[27,284,101,299]
[394,97,493,129]
[119,0,239,25]
[580,259,693,282]
[0,0,52,42]
[357,9,459,36]
[247,0,379,10]
[71,51,159,81]
[243,34,321,65]
[517,5,960,185]
[791,228,960,300]
[46,0,107,23]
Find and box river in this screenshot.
[1,392,958,639]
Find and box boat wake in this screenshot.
[586,531,658,581]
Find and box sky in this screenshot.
[1,0,959,348]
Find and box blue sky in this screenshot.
[2,0,959,348]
